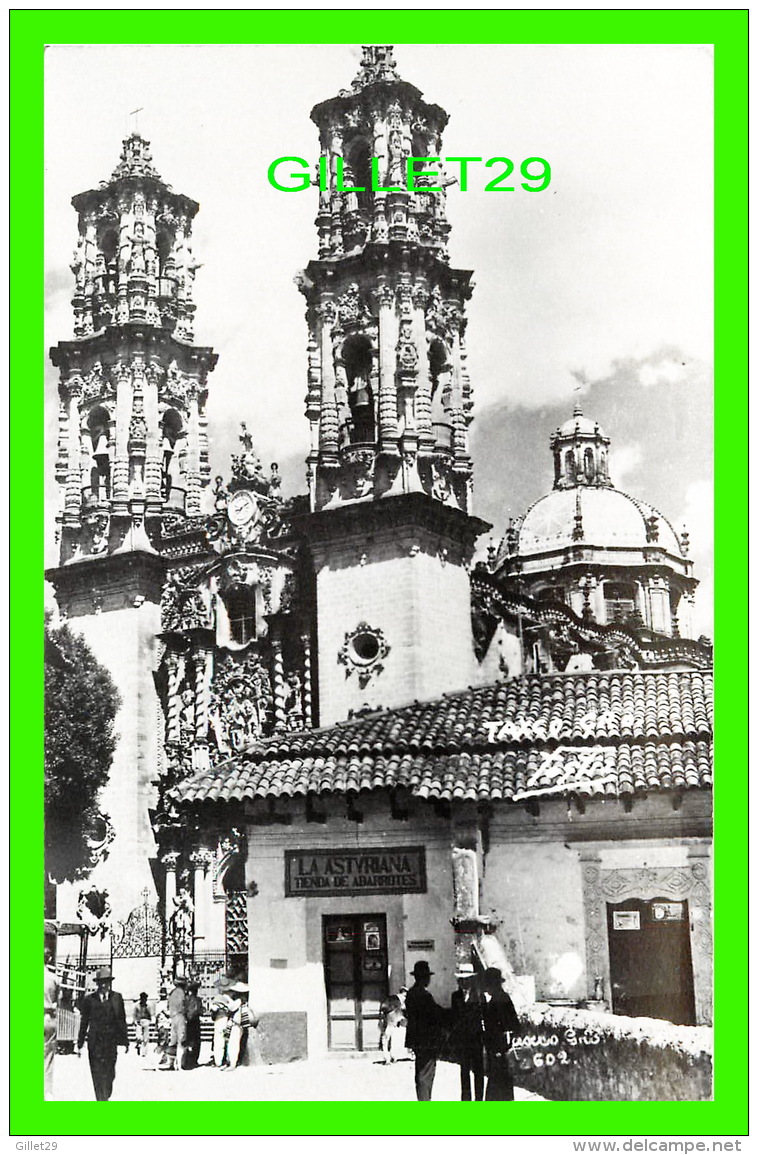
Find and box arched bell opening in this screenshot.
[604,580,642,627]
[344,137,373,216]
[156,228,177,325]
[161,408,185,504]
[429,338,452,449]
[342,334,375,444]
[87,405,111,501]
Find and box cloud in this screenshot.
[639,358,689,388]
[679,479,714,555]
[610,443,642,489]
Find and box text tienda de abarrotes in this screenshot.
[268,154,552,193]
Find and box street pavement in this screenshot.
[53,1044,547,1102]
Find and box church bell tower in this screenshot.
[46,134,218,918]
[50,132,218,563]
[297,47,489,725]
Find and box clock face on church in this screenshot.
[227,489,259,528]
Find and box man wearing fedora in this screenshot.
[481,967,521,1101]
[450,962,485,1101]
[76,966,129,1101]
[404,960,448,1100]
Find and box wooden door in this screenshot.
[607,897,696,1025]
[323,914,388,1050]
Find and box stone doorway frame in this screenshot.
[579,845,712,1025]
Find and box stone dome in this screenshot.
[556,412,606,438]
[517,486,682,556]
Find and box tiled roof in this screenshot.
[175,670,713,807]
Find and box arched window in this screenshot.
[342,335,374,443]
[161,409,184,499]
[156,230,176,298]
[565,450,576,484]
[345,139,372,214]
[429,339,452,449]
[584,448,595,481]
[88,407,111,499]
[604,581,638,625]
[222,588,257,645]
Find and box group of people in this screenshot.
[404,959,521,1101]
[72,967,257,1100]
[136,976,204,1070]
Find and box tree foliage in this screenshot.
[44,618,121,883]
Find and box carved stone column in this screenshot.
[318,302,339,459]
[165,651,181,744]
[161,852,179,965]
[193,639,214,742]
[111,360,132,514]
[185,387,202,516]
[271,639,286,730]
[412,283,433,445]
[63,378,83,525]
[190,849,214,951]
[376,283,399,449]
[301,632,313,727]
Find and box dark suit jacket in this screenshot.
[77,990,129,1055]
[482,990,520,1057]
[450,987,485,1063]
[404,984,447,1054]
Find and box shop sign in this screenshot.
[285,847,427,897]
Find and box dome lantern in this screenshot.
[550,400,612,489]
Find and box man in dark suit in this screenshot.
[450,962,485,1101]
[76,966,129,1100]
[404,961,447,1101]
[481,966,520,1101]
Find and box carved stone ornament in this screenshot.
[82,511,111,556]
[76,885,113,940]
[396,319,418,373]
[337,622,390,688]
[162,361,188,404]
[429,457,453,502]
[161,566,212,631]
[337,283,367,327]
[340,446,375,499]
[209,651,273,755]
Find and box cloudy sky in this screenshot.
[44,43,713,632]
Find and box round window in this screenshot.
[350,631,380,663]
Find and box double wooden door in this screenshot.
[323,914,389,1050]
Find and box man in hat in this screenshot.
[76,966,128,1101]
[132,992,152,1058]
[450,962,485,1101]
[166,975,187,1072]
[404,961,448,1101]
[182,980,204,1070]
[481,967,520,1101]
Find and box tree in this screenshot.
[44,617,121,888]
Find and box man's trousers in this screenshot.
[88,1047,117,1101]
[414,1049,437,1101]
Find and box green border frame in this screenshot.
[13,7,747,1138]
